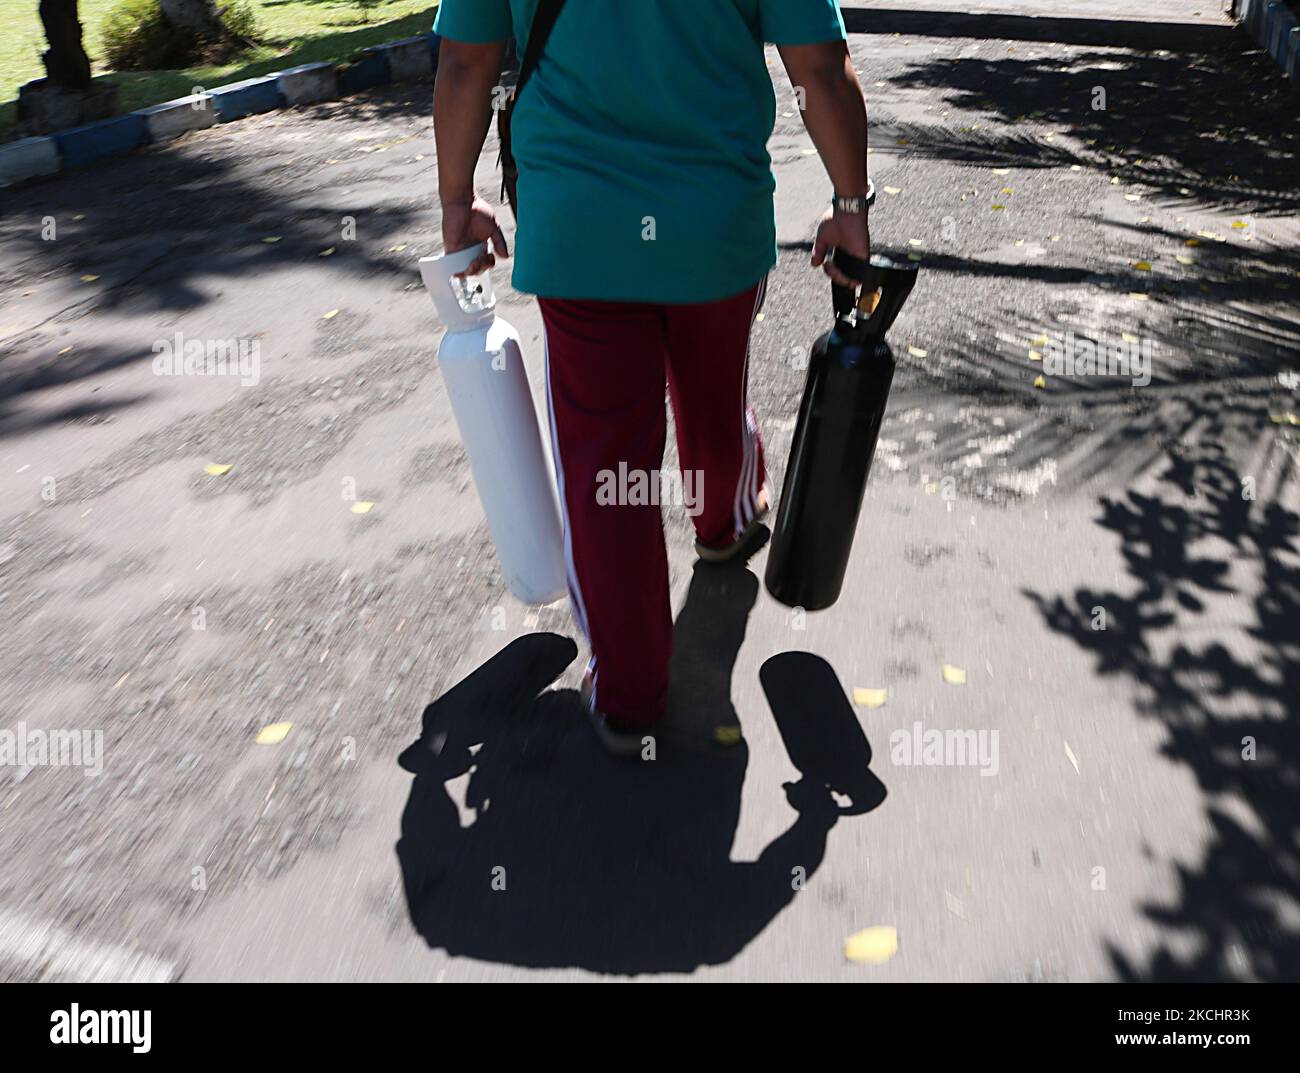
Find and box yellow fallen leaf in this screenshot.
[908,346,928,358]
[322,309,340,319]
[1014,239,1025,247]
[992,168,1010,175]
[991,204,1006,211]
[73,213,85,220]
[1122,332,1139,343]
[204,463,232,476]
[351,501,374,514]
[845,926,898,965]
[1135,262,1152,271]
[852,687,888,709]
[80,274,99,282]
[1029,350,1042,362]
[319,247,335,257]
[262,236,282,244]
[1130,293,1150,301]
[942,664,967,684]
[1033,374,1046,389]
[908,239,923,247]
[713,725,742,745]
[1001,187,1014,195]
[256,722,293,745]
[57,346,74,355]
[1231,221,1248,229]
[1049,235,1062,241]
[755,312,765,322]
[1185,238,1199,247]
[1124,194,1142,202]
[884,186,902,195]
[387,244,407,252]
[1111,177,1120,185]
[1031,334,1048,346]
[1176,254,1195,265]
[1064,740,1080,774]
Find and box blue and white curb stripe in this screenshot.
[1237,0,1300,91]
[136,93,218,141]
[0,135,61,186]
[0,31,442,188]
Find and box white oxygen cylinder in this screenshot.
[419,244,567,605]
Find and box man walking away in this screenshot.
[434,1,872,755]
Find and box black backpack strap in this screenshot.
[515,0,567,100]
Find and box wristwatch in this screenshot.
[832,182,876,215]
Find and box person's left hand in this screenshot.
[441,194,510,276]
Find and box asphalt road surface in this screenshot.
[0,0,1297,981]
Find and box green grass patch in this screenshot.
[2,0,439,136]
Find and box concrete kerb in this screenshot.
[0,30,442,188]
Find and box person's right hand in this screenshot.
[811,208,871,287]
[441,194,510,277]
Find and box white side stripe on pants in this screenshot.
[733,274,769,538]
[543,331,593,654]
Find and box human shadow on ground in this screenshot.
[395,561,886,974]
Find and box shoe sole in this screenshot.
[695,506,770,564]
[581,676,654,759]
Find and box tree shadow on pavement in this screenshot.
[395,562,886,974]
[878,46,1298,217]
[0,83,437,436]
[838,19,1300,979]
[1026,412,1300,980]
[841,8,1235,54]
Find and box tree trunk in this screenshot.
[38,0,92,90]
[158,0,227,37]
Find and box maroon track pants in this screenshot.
[539,277,769,728]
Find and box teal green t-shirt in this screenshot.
[433,0,846,304]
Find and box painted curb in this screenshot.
[339,50,391,96]
[53,113,146,170]
[276,61,339,107]
[137,95,217,142]
[1238,0,1300,89]
[0,135,61,187]
[379,36,436,83]
[210,75,285,123]
[6,31,444,189]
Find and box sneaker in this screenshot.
[581,671,655,759]
[695,488,771,564]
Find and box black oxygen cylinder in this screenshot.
[764,250,919,611]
